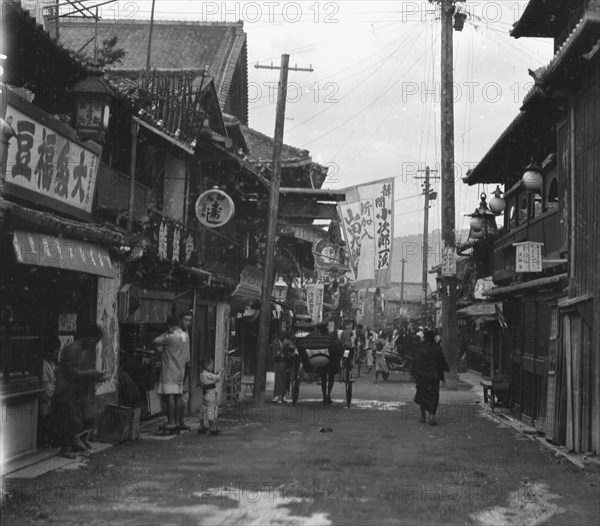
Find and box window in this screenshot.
[519,196,529,225]
[532,192,543,218]
[507,199,516,230]
[546,177,559,211]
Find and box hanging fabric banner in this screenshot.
[341,178,394,287]
[337,198,375,277]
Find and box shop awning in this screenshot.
[12,231,117,278]
[457,302,502,320]
[484,273,568,298]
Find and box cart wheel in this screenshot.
[345,380,352,407]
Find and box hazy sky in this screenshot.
[84,0,553,242]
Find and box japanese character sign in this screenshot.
[195,188,235,228]
[4,99,100,219]
[337,198,375,276]
[514,242,543,272]
[151,212,198,265]
[340,178,394,286]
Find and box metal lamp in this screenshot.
[272,276,288,302]
[466,193,498,242]
[72,74,112,142]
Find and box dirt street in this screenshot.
[3,371,600,525]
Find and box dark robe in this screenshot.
[411,343,449,414]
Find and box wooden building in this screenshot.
[463,0,600,452]
[1,0,138,462]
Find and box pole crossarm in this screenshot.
[255,63,314,72]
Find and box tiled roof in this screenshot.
[58,19,246,110]
[239,124,311,166]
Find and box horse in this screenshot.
[294,325,344,404]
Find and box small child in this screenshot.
[374,341,390,383]
[198,358,224,435]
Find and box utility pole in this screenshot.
[253,56,313,404]
[415,165,439,320]
[439,0,461,389]
[400,258,406,305]
[144,0,157,91]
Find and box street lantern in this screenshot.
[72,73,112,142]
[522,159,543,192]
[453,11,467,31]
[489,185,507,215]
[272,276,288,302]
[465,192,498,242]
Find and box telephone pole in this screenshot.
[415,165,439,319]
[253,56,313,404]
[439,0,461,389]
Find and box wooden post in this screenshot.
[127,119,139,232]
[254,54,290,404]
[440,0,459,389]
[144,0,157,92]
[400,258,406,305]
[422,166,431,314]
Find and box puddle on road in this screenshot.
[302,399,406,411]
[470,482,562,526]
[108,487,331,525]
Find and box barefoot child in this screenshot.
[198,358,224,435]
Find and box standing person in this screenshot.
[411,329,450,425]
[52,325,110,459]
[178,311,193,430]
[270,330,296,403]
[152,315,188,431]
[39,331,60,448]
[365,328,374,373]
[373,340,390,383]
[198,358,224,435]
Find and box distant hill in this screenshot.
[391,229,469,287]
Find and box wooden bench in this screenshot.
[241,377,254,398]
[480,379,510,411]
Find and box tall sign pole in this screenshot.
[440,0,459,388]
[253,56,313,403]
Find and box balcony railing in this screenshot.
[492,208,562,283]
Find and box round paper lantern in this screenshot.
[469,216,484,231]
[489,186,506,215]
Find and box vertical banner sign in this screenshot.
[306,283,315,321]
[442,247,457,276]
[343,178,394,287]
[337,199,375,276]
[313,283,324,323]
[514,242,543,272]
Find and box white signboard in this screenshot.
[441,246,457,276]
[337,198,375,277]
[306,283,324,324]
[514,242,543,272]
[340,177,394,287]
[5,98,101,219]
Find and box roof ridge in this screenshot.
[61,18,244,27]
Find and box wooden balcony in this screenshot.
[96,163,156,218]
[491,208,563,283]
